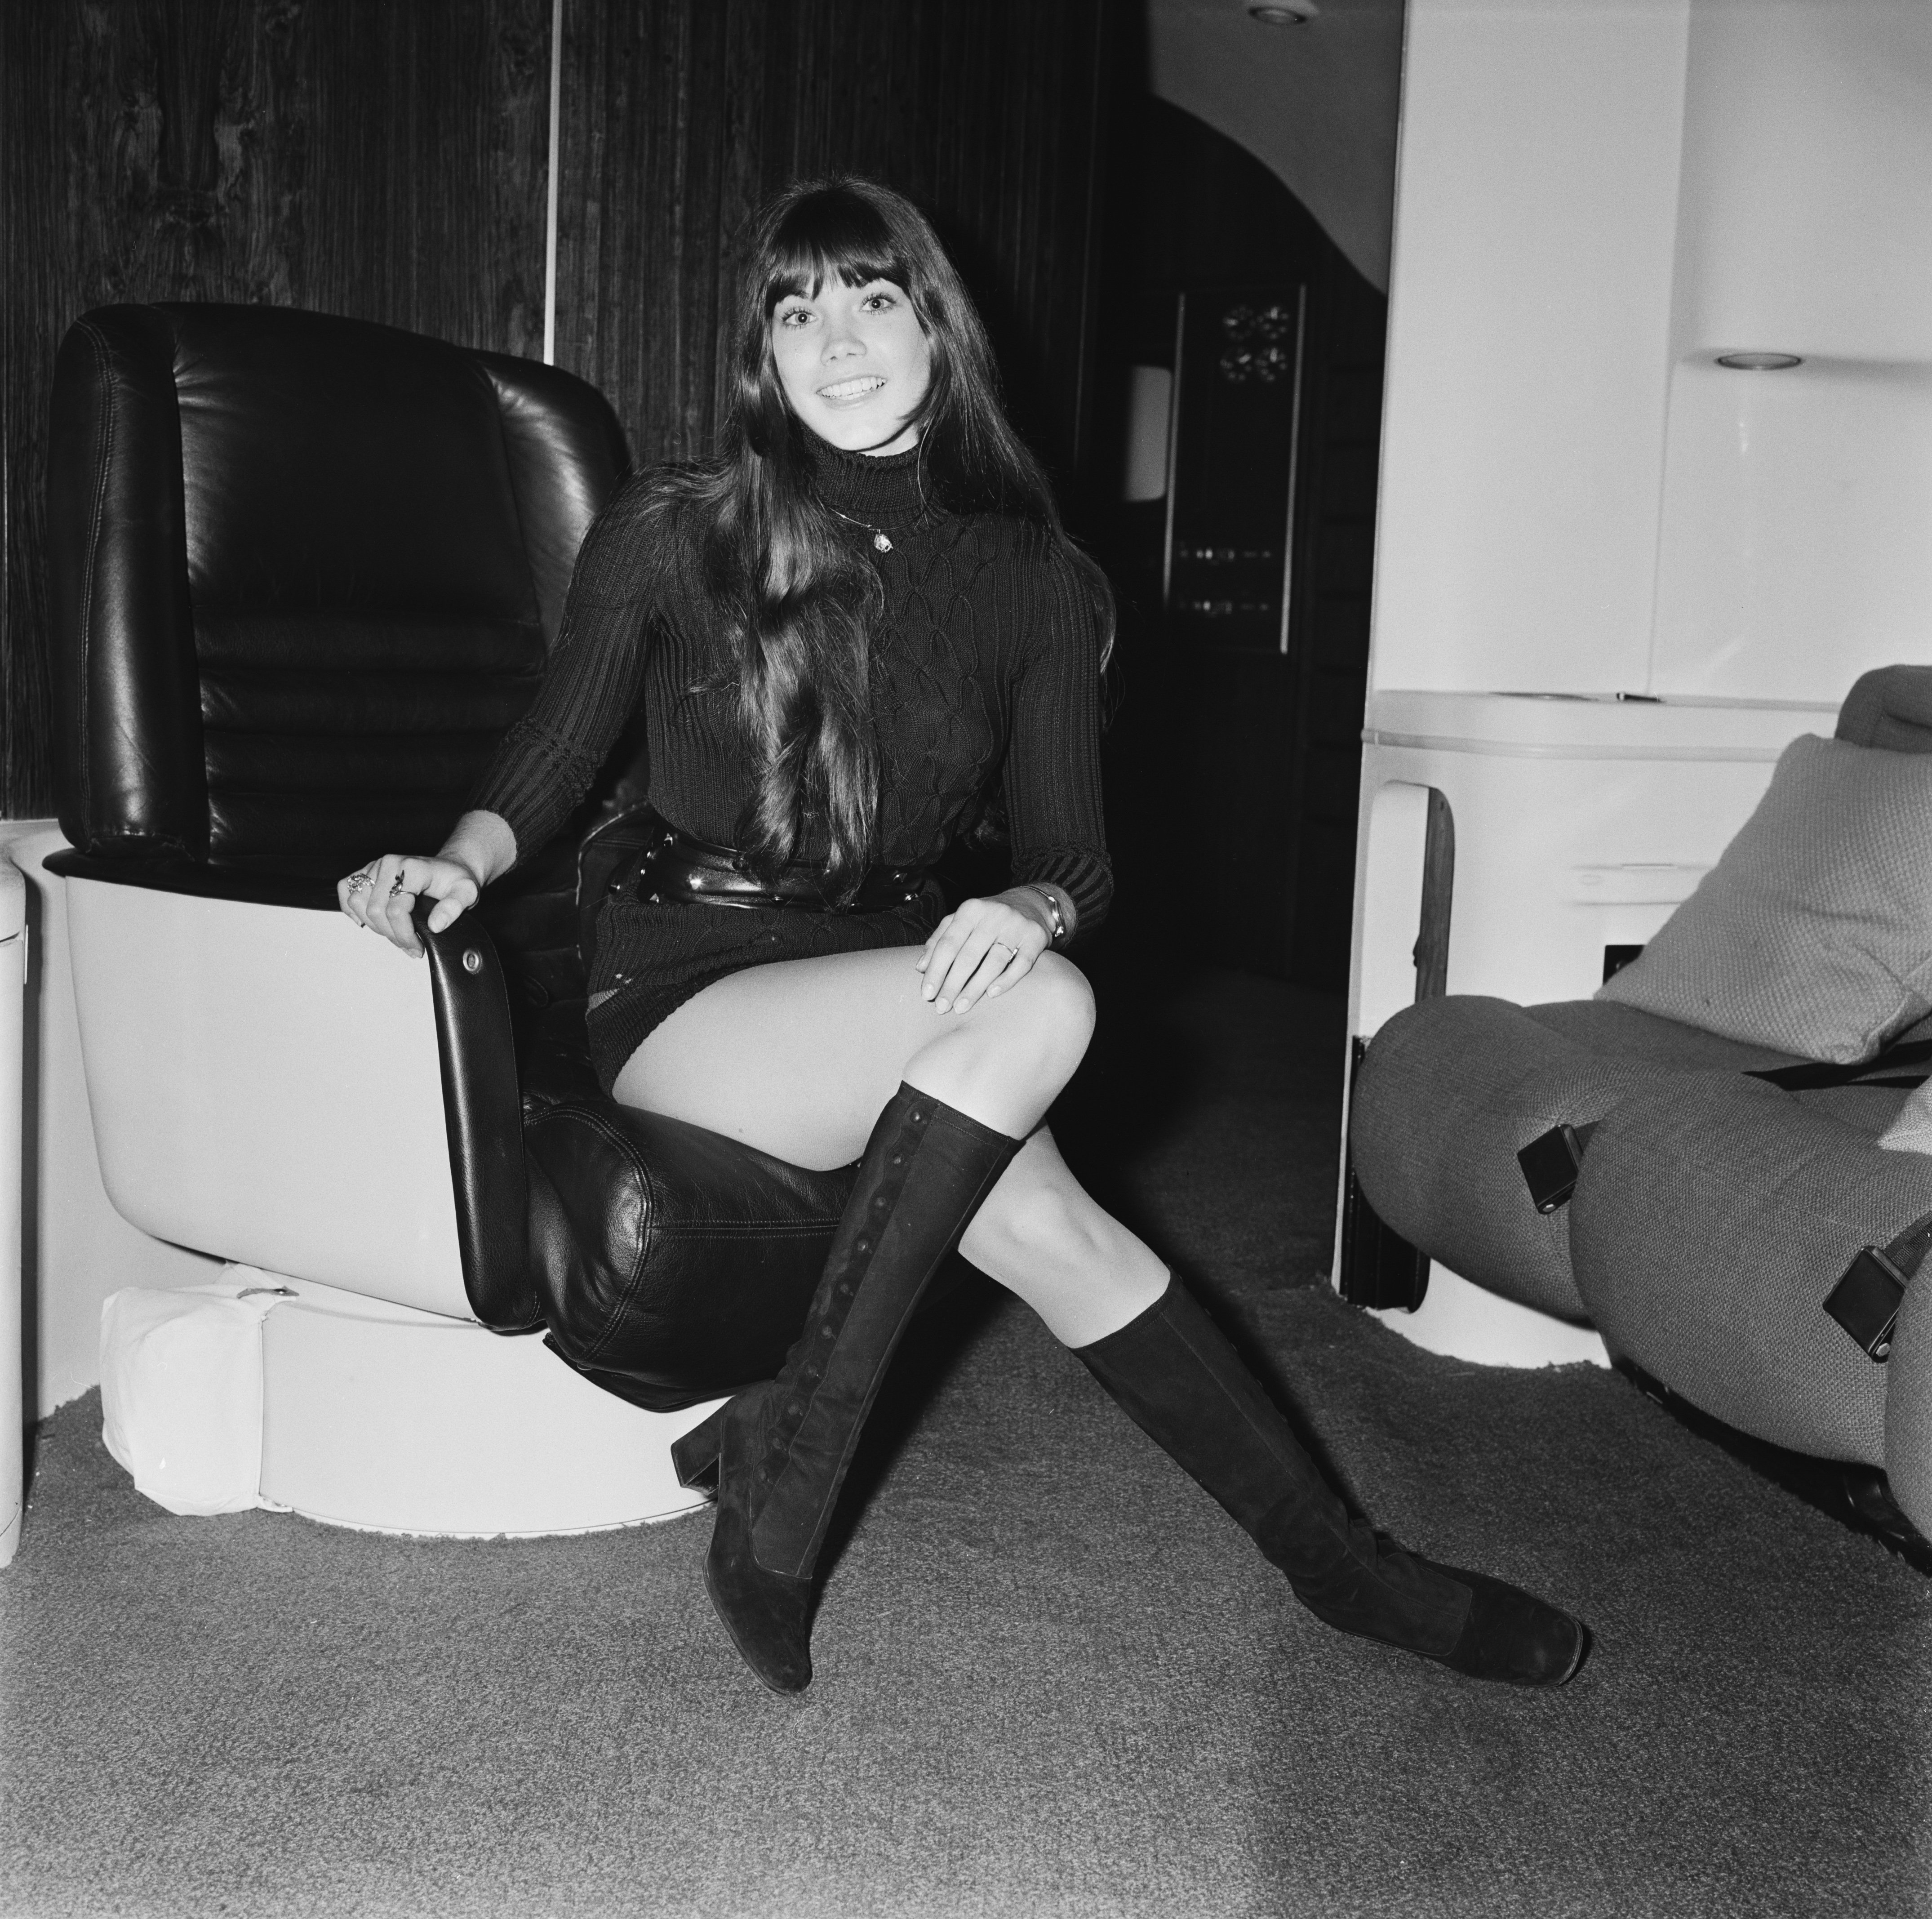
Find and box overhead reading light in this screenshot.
[1715,352,1803,370]
[1250,3,1319,22]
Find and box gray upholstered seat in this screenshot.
[1351,997,1806,1320]
[1567,1077,1919,1470]
[1347,664,1932,1540]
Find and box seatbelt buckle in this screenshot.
[1518,1123,1590,1214]
[1824,1247,1907,1362]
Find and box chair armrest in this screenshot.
[418,905,538,1331]
[51,853,537,1329]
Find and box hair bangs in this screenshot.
[762,189,910,312]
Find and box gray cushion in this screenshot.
[1568,1077,1923,1465]
[1350,997,1737,1322]
[1835,663,1932,754]
[1886,1262,1932,1537]
[1598,735,1932,1064]
[1522,998,1802,1073]
[1878,1073,1932,1155]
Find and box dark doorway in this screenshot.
[1092,98,1386,989]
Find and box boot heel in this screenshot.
[671,1407,726,1492]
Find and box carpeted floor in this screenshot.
[2,971,1928,1919]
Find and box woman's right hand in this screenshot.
[338,852,482,958]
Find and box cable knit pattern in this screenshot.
[466,435,1112,1088]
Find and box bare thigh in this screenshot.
[612,945,1165,1344]
[610,944,1089,1168]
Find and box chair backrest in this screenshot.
[47,303,628,875]
[1836,666,1932,754]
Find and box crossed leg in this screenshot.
[610,944,1168,1346]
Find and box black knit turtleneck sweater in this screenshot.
[468,435,1112,1089]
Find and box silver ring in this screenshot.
[389,873,409,898]
[990,940,1014,958]
[346,872,373,898]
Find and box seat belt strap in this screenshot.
[1747,1037,1932,1093]
[1519,1038,1932,1216]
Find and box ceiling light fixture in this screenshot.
[1249,3,1319,23]
[1715,352,1803,370]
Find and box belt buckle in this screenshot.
[1825,1247,1906,1362]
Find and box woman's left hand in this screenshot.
[916,889,1055,1015]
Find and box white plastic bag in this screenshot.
[98,1270,293,1516]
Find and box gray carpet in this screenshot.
[2,972,1928,1919]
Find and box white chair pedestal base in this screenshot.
[1368,1264,1611,1370]
[104,1272,722,1538]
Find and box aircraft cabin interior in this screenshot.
[0,2,1926,1915]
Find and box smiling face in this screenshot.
[769,275,934,457]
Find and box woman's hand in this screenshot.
[916,888,1057,1015]
[338,853,482,957]
[338,811,515,957]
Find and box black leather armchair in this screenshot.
[46,303,849,1527]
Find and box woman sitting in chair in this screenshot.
[339,177,1584,1695]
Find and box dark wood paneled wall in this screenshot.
[0,0,1112,821]
[1,0,553,819]
[553,0,1110,479]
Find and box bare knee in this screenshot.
[1000,952,1096,1081]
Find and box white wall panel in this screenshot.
[1370,0,1690,696]
[1650,0,1932,699]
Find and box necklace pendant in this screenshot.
[873,530,893,553]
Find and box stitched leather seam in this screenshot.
[653,1220,844,1238]
[529,1106,659,1364]
[71,318,119,833]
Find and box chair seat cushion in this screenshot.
[1568,1076,1923,1466]
[1349,996,1788,1321]
[524,1090,855,1413]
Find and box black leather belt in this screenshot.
[631,815,935,915]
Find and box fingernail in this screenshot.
[935,998,950,1013]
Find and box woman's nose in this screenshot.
[822,314,863,358]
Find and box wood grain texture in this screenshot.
[553,0,1111,479]
[0,0,551,819]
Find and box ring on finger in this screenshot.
[346,871,373,899]
[389,873,410,898]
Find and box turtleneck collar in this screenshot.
[805,430,932,533]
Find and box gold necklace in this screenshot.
[825,503,895,553]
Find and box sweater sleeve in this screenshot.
[466,477,671,864]
[1000,535,1114,939]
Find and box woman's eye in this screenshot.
[777,307,813,329]
[862,291,896,312]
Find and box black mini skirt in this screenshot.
[582,892,941,1094]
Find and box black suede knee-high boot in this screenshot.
[1076,1276,1586,1687]
[671,1084,1022,1692]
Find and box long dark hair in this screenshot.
[670,176,1112,897]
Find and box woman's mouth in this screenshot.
[818,375,887,404]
